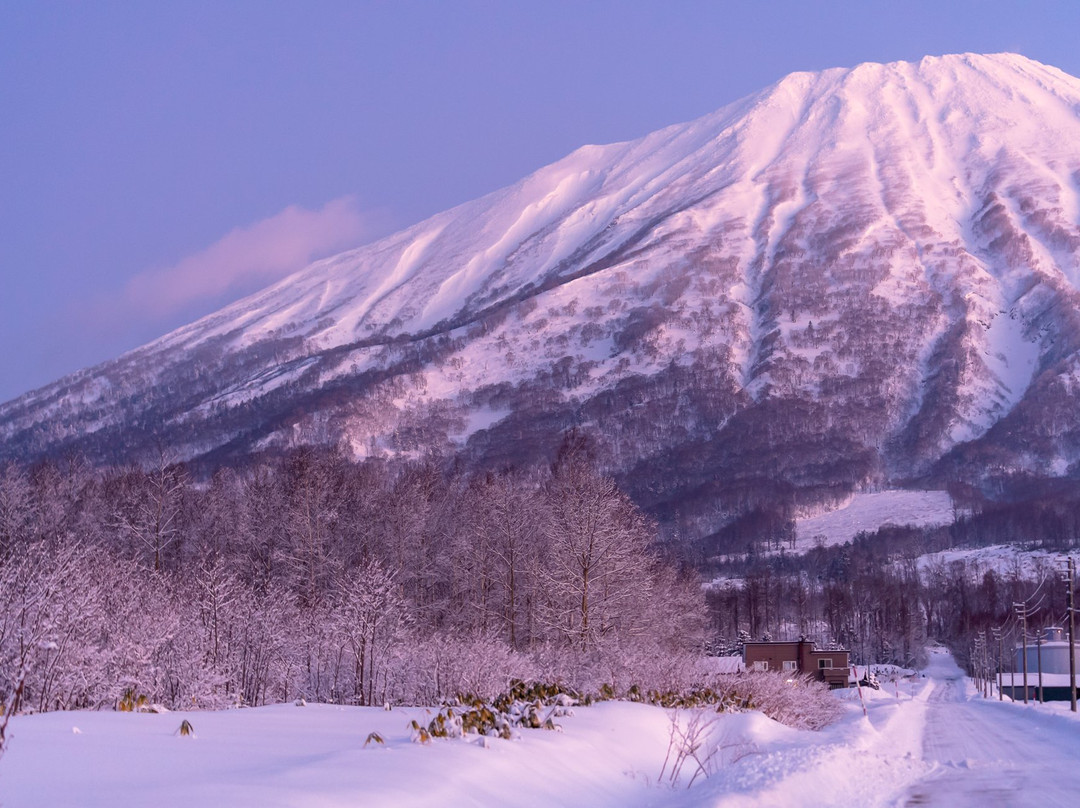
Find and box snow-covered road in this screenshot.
[897,649,1080,807]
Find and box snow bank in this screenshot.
[0,702,672,808]
[0,688,936,807]
[684,676,932,807]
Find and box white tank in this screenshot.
[1014,627,1074,674]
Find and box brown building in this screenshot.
[742,639,851,688]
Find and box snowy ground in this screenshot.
[3,649,1077,806]
[794,490,955,550]
[896,648,1080,806]
[0,694,920,808]
[915,543,1061,578]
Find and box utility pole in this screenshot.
[971,639,979,693]
[973,633,987,698]
[1060,556,1077,713]
[1010,625,1017,701]
[979,631,989,698]
[1071,557,1077,714]
[1015,602,1030,704]
[992,626,1003,700]
[1037,629,1044,704]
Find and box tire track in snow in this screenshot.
[897,650,1080,807]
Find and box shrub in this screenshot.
[413,681,578,742]
[711,672,843,730]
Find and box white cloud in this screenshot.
[48,196,393,388]
[119,196,380,318]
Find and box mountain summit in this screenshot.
[6,53,1080,535]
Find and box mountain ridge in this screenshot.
[6,52,1080,539]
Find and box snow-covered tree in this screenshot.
[332,558,410,705]
[0,463,32,557]
[538,445,656,652]
[108,453,187,572]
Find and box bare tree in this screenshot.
[539,447,655,652]
[478,472,540,649]
[0,463,32,557]
[333,558,409,705]
[0,448,719,710]
[110,451,187,571]
[281,448,343,604]
[0,655,24,765]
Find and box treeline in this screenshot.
[7,434,1080,717]
[0,440,705,714]
[706,539,927,666]
[705,505,1080,668]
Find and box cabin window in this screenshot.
[783,660,797,671]
[818,658,832,669]
[753,661,769,671]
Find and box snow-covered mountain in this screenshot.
[6,53,1080,535]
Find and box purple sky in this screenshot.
[3,0,1080,403]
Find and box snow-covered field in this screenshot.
[0,694,915,807]
[4,649,1078,806]
[795,490,955,550]
[915,543,1060,578]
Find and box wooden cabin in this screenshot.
[742,639,851,688]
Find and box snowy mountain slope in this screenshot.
[795,490,955,550]
[5,53,1080,537]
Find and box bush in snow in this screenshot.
[860,669,881,690]
[583,672,840,731]
[416,681,578,742]
[711,672,843,730]
[659,708,761,787]
[399,632,538,705]
[118,690,153,713]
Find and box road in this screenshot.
[897,648,1080,807]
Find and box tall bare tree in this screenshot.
[540,445,655,651]
[110,451,187,571]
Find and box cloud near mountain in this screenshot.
[109,196,382,322]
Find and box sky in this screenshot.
[3,0,1080,403]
